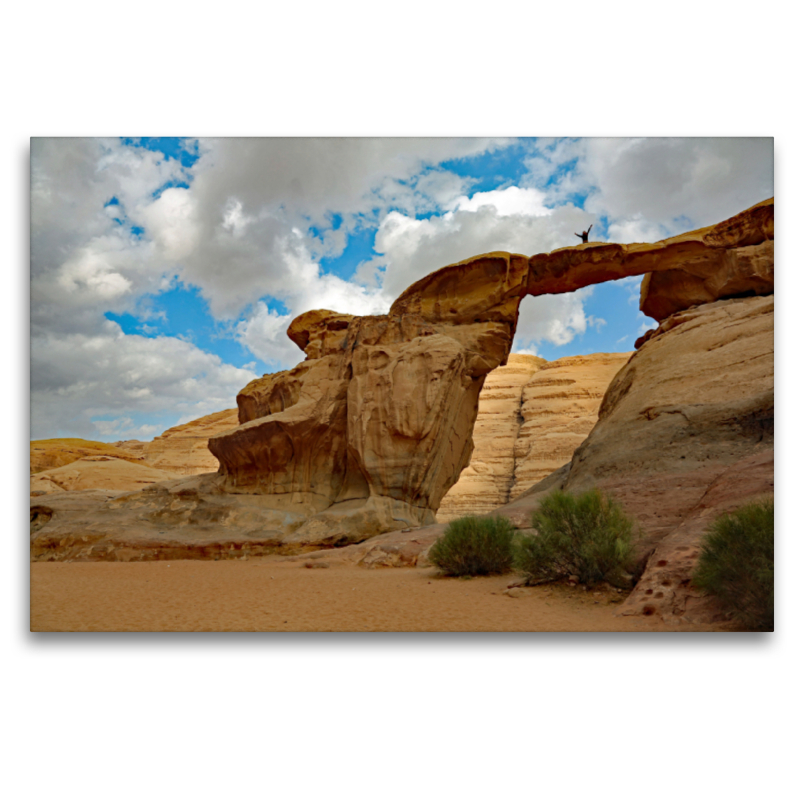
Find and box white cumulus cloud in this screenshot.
[31,325,258,441]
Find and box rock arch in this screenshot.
[205,198,774,545]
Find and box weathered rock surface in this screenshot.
[622,449,773,624]
[436,352,630,521]
[303,524,448,569]
[30,475,313,562]
[496,294,774,622]
[569,295,773,621]
[30,456,180,495]
[30,439,146,474]
[639,238,774,321]
[566,296,773,493]
[115,408,239,475]
[510,352,632,500]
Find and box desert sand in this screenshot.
[30,559,727,632]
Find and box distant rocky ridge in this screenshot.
[115,408,239,475]
[30,439,146,475]
[31,411,239,483]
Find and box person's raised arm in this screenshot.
[587,224,593,232]
[574,233,581,239]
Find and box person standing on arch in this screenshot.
[575,224,593,244]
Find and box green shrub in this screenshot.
[516,489,636,587]
[692,499,774,631]
[428,515,516,576]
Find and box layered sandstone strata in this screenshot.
[29,475,315,562]
[510,352,632,498]
[436,352,631,521]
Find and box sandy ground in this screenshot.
[30,558,728,632]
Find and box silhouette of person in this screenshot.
[574,224,593,244]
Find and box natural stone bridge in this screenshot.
[31,198,773,558]
[206,198,773,545]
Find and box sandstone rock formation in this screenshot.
[639,238,773,321]
[30,439,146,474]
[565,296,773,497]
[511,352,633,498]
[207,252,529,543]
[436,352,631,521]
[348,289,772,619]
[31,199,774,579]
[30,457,180,495]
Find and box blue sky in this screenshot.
[100,137,646,377]
[30,136,773,441]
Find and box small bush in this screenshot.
[516,489,636,587]
[429,515,516,576]
[692,499,774,631]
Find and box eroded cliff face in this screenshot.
[511,353,633,498]
[435,352,631,522]
[568,296,773,494]
[566,295,774,622]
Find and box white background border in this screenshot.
[6,3,796,798]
